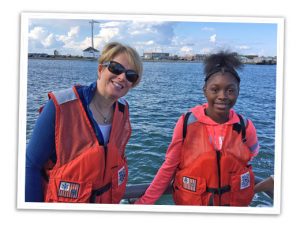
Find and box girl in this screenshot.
[135,51,259,206]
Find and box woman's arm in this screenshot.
[25,100,56,202]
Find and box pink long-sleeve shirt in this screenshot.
[135,104,259,205]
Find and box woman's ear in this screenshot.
[97,64,103,80]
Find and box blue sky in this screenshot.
[28,17,278,57]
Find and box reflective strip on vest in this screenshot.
[52,88,78,105]
[187,112,197,125]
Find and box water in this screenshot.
[26,59,276,206]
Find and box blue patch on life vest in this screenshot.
[58,181,80,199]
[118,166,126,186]
[240,172,250,190]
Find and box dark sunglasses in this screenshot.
[102,60,139,83]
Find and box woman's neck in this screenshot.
[90,91,115,124]
[92,92,114,111]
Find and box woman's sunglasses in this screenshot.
[102,60,139,83]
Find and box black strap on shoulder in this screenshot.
[182,112,192,141]
[117,101,125,113]
[237,114,247,143]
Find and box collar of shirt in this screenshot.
[191,103,240,125]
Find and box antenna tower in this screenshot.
[89,20,99,49]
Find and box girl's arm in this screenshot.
[135,115,185,204]
[245,119,260,156]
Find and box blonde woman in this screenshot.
[26,42,143,203]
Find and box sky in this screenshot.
[27,16,278,57]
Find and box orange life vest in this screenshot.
[43,86,131,203]
[173,111,254,206]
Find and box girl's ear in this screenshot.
[203,85,207,97]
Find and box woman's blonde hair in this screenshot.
[98,42,143,87]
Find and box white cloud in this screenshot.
[28,27,47,40]
[28,27,63,50]
[99,21,124,28]
[210,34,217,43]
[58,27,80,43]
[138,40,155,46]
[84,21,176,55]
[180,46,193,54]
[202,27,215,31]
[68,26,79,38]
[41,34,55,48]
[237,45,250,50]
[28,20,194,56]
[29,25,82,54]
[97,27,120,42]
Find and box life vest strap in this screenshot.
[237,114,247,143]
[182,111,192,140]
[90,182,112,203]
[206,185,231,195]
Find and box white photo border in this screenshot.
[18,12,284,215]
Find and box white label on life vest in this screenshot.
[58,181,80,199]
[240,172,250,190]
[118,166,126,186]
[182,176,197,192]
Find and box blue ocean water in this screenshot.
[26,59,276,206]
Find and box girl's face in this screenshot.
[204,72,239,123]
[97,53,134,101]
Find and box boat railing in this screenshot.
[122,176,273,203]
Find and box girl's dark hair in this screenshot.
[203,51,243,83]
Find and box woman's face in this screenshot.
[97,53,135,101]
[204,72,239,122]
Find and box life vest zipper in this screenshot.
[103,145,108,181]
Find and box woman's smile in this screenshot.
[111,79,124,90]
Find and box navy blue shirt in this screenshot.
[25,82,106,202]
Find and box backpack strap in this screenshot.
[237,114,247,143]
[182,111,192,141]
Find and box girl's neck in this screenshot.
[204,108,229,124]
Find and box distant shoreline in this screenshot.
[28,56,98,61]
[28,56,202,63]
[28,56,276,65]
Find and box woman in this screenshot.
[26,42,143,203]
[135,51,259,206]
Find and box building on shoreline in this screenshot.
[28,50,276,65]
[143,52,170,60]
[141,52,276,64]
[83,47,100,59]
